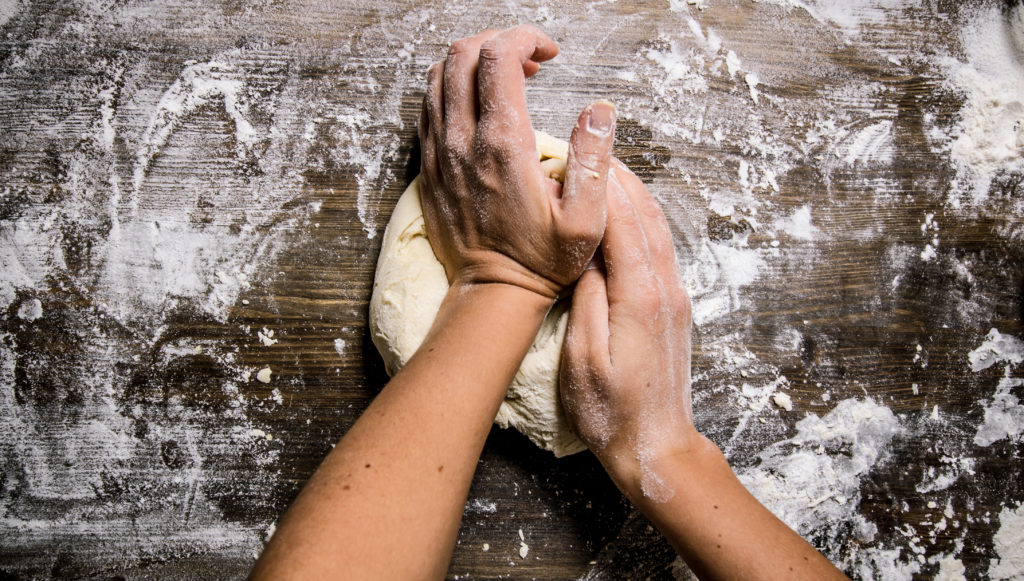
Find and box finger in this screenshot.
[420,64,444,184]
[563,264,611,376]
[602,165,653,302]
[476,25,559,129]
[418,97,439,180]
[425,61,444,142]
[557,101,616,244]
[615,162,681,287]
[443,29,501,147]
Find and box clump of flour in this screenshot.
[990,503,1024,579]
[968,329,1024,448]
[968,328,1024,372]
[738,399,901,562]
[974,376,1024,447]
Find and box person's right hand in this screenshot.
[559,161,699,500]
[418,25,617,302]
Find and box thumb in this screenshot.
[562,262,611,377]
[558,101,616,240]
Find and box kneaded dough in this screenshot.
[368,131,586,457]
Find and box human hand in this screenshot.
[418,26,617,300]
[559,162,699,499]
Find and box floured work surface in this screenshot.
[1,1,1022,579]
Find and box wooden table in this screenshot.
[1,1,1022,579]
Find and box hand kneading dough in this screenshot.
[369,131,586,457]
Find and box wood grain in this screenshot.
[0,1,1021,579]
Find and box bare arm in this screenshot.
[250,26,616,581]
[560,162,849,581]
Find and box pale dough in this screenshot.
[368,131,586,457]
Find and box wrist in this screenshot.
[599,430,715,504]
[443,279,554,322]
[451,251,575,301]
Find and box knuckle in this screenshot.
[570,150,607,177]
[477,39,509,63]
[447,38,475,57]
[443,132,471,161]
[633,282,663,313]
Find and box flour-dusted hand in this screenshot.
[418,25,617,300]
[560,161,698,495]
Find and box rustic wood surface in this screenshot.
[1,0,1022,579]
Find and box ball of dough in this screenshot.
[368,131,586,457]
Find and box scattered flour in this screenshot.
[0,3,427,574]
[940,4,1024,204]
[258,328,278,347]
[755,0,923,39]
[990,503,1024,580]
[0,213,66,310]
[743,72,760,105]
[466,498,498,514]
[131,56,257,196]
[915,455,975,494]
[850,547,920,581]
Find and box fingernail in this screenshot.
[586,100,616,137]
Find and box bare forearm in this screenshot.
[251,283,551,581]
[612,436,849,581]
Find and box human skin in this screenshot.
[248,25,616,580]
[559,161,850,581]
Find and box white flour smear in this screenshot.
[974,376,1024,447]
[940,4,1024,206]
[990,503,1024,580]
[0,1,373,572]
[738,399,905,570]
[969,329,1024,372]
[754,0,923,38]
[970,329,1024,447]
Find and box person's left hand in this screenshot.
[559,161,698,495]
[418,25,617,300]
